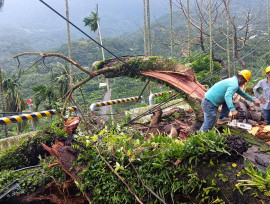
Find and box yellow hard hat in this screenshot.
[265,66,270,75]
[238,70,252,82]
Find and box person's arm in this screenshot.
[236,88,254,102]
[253,81,263,100]
[224,85,238,111]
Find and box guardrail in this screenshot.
[149,90,175,105]
[0,106,80,126]
[90,96,145,111]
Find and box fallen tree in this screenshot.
[1,54,269,203]
[13,53,206,119]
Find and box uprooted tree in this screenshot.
[13,52,206,118]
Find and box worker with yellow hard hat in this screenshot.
[253,66,270,124]
[200,69,260,132]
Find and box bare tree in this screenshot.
[65,0,73,87]
[177,0,256,74]
[209,0,213,75]
[169,0,174,58]
[187,0,191,58]
[226,0,231,76]
[177,0,226,70]
[267,0,270,38]
[143,0,148,56]
[147,0,152,56]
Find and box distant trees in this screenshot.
[0,66,7,137]
[32,85,55,110]
[3,73,26,135]
[3,75,26,114]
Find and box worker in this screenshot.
[253,66,270,125]
[200,70,260,132]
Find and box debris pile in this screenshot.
[138,107,201,140]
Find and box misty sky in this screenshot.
[0,0,170,37]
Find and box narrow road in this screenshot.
[100,89,111,121]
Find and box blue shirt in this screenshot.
[253,78,270,110]
[205,76,254,111]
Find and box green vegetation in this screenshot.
[236,162,270,197]
[0,122,234,203]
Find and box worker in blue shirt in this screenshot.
[253,66,270,125]
[200,70,260,132]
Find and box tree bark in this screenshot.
[0,66,8,137]
[143,0,148,56]
[65,0,73,87]
[170,0,174,58]
[146,0,151,56]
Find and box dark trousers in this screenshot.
[263,109,270,125]
[219,102,230,119]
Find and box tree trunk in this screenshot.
[65,0,73,87]
[0,66,8,137]
[143,0,148,56]
[232,21,247,69]
[146,0,151,56]
[187,0,191,58]
[268,0,270,39]
[169,0,174,58]
[226,0,231,76]
[209,0,213,77]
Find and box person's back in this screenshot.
[205,76,238,107]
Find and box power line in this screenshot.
[39,0,128,66]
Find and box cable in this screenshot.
[123,93,179,126]
[39,0,267,126]
[0,165,42,179]
[123,36,269,126]
[39,0,128,66]
[0,169,41,200]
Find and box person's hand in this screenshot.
[254,100,261,107]
[260,97,265,104]
[231,110,238,116]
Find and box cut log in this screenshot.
[249,111,263,121]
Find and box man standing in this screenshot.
[200,70,260,132]
[253,66,270,125]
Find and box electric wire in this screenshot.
[0,165,42,179]
[173,0,267,64]
[0,0,265,199]
[38,0,268,86]
[38,0,268,123]
[39,0,128,66]
[123,93,179,126]
[124,35,269,126]
[0,169,41,200]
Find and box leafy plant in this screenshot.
[236,162,270,197]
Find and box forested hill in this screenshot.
[0,0,267,72]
